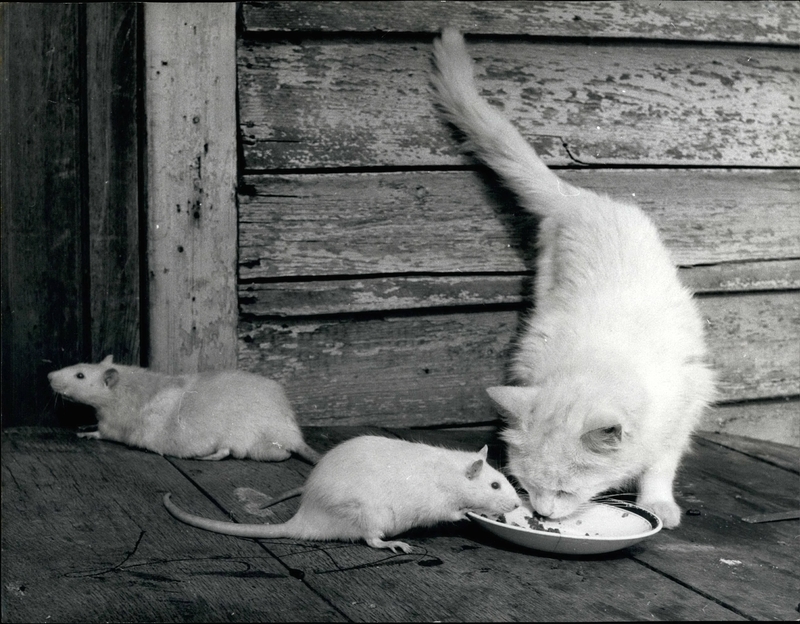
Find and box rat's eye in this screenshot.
[491,481,500,490]
[76,373,85,379]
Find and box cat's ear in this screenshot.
[581,424,623,453]
[101,354,114,365]
[486,386,538,424]
[476,445,488,460]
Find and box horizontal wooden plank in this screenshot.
[240,275,525,316]
[679,259,800,295]
[239,260,800,316]
[698,400,800,449]
[239,170,800,279]
[238,292,799,427]
[696,429,799,471]
[238,40,799,169]
[242,1,800,45]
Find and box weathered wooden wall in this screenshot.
[1,3,140,427]
[144,3,238,374]
[235,1,799,443]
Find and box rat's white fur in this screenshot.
[431,28,715,528]
[164,435,522,552]
[48,355,320,463]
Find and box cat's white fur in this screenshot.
[431,28,715,528]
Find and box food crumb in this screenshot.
[526,514,561,534]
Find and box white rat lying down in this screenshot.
[48,355,320,463]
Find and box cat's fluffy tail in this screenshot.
[431,28,577,214]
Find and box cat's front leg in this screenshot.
[637,453,683,528]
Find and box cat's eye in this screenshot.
[491,481,500,490]
[75,373,85,379]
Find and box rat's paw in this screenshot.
[367,537,413,553]
[387,541,413,554]
[639,497,682,529]
[77,431,101,440]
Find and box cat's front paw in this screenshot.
[639,497,682,529]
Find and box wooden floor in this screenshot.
[2,425,798,622]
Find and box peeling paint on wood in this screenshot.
[146,3,238,373]
[238,40,799,169]
[242,1,800,45]
[699,400,800,448]
[238,292,799,427]
[239,260,800,317]
[239,169,800,279]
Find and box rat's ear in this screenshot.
[466,458,484,480]
[101,354,113,365]
[103,368,120,389]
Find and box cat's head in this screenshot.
[488,377,646,519]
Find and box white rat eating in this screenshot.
[48,355,320,463]
[163,435,522,552]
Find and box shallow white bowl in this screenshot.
[468,499,662,555]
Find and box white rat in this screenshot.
[48,355,320,463]
[163,435,522,552]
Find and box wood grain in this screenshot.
[172,427,744,622]
[699,400,800,449]
[239,260,800,317]
[696,429,799,472]
[86,3,140,364]
[239,169,800,279]
[238,39,799,169]
[242,1,800,44]
[0,4,86,427]
[5,426,796,621]
[633,435,799,621]
[0,428,344,622]
[238,292,799,427]
[145,3,238,374]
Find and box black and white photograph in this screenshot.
[2,2,798,621]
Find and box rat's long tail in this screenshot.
[296,442,321,465]
[431,28,579,214]
[164,492,295,538]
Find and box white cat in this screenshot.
[431,28,715,528]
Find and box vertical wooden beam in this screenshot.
[85,3,141,365]
[1,4,87,427]
[144,3,238,373]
